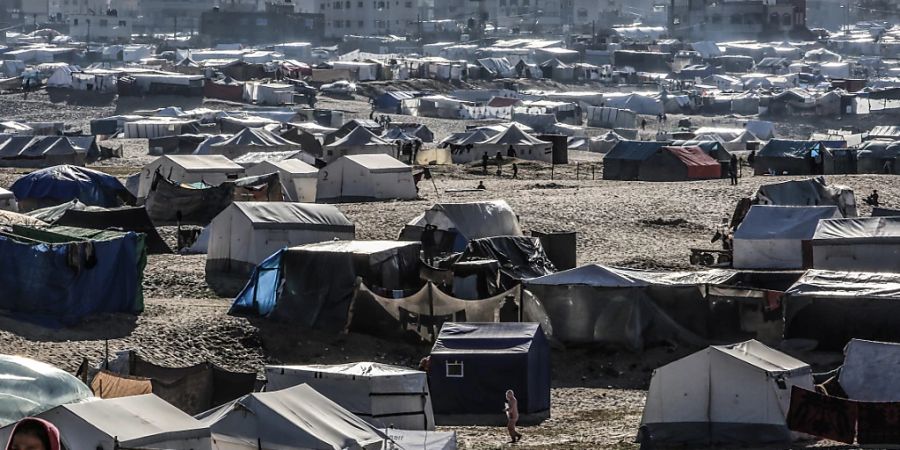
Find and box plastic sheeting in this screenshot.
[460,236,555,287]
[402,200,522,252]
[839,339,900,402]
[811,217,900,272]
[753,177,857,218]
[0,355,93,426]
[351,283,518,342]
[783,270,900,349]
[11,165,130,210]
[36,202,172,254]
[733,206,841,270]
[144,172,281,225]
[197,384,385,450]
[0,226,145,325]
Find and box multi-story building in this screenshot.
[200,4,324,45]
[318,0,420,40]
[68,11,133,42]
[7,0,51,24]
[130,0,216,34]
[668,0,807,41]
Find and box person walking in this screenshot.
[505,390,522,444]
[730,154,739,186]
[482,152,489,175]
[512,163,518,179]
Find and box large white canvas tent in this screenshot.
[206,202,355,277]
[0,394,212,450]
[323,126,396,163]
[266,362,435,430]
[467,124,552,163]
[639,340,813,446]
[732,205,841,269]
[810,217,900,272]
[138,155,244,198]
[245,159,318,202]
[316,154,417,203]
[197,384,386,450]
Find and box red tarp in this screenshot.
[664,146,721,179]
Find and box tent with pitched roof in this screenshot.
[323,126,396,162]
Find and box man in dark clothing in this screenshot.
[421,224,438,264]
[747,150,756,168]
[482,152,489,175]
[507,145,516,158]
[641,118,647,130]
[729,154,739,185]
[512,163,518,179]
[865,190,880,207]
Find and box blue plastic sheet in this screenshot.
[230,249,284,317]
[0,232,143,325]
[10,165,129,207]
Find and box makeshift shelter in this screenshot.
[265,362,434,430]
[602,141,667,180]
[524,265,735,350]
[0,355,93,427]
[838,339,900,402]
[137,155,245,199]
[206,202,355,278]
[316,154,417,203]
[197,384,385,450]
[469,124,552,163]
[244,158,318,202]
[207,127,301,160]
[810,217,900,272]
[0,394,212,450]
[0,225,146,324]
[458,236,556,289]
[99,350,256,415]
[856,140,900,174]
[783,271,900,349]
[0,187,17,212]
[323,126,396,162]
[230,240,422,330]
[733,205,841,269]
[636,146,722,181]
[428,323,551,425]
[143,172,282,225]
[752,177,857,217]
[399,200,523,252]
[639,340,813,446]
[32,201,171,254]
[0,136,97,168]
[753,140,832,175]
[326,120,384,145]
[11,165,131,212]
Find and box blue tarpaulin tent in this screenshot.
[0,225,145,325]
[428,322,551,425]
[10,165,132,212]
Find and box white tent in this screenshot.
[0,187,17,212]
[732,205,841,269]
[468,124,552,163]
[0,394,212,450]
[206,202,355,276]
[245,159,318,202]
[138,155,244,198]
[316,154,417,203]
[639,340,813,446]
[208,127,300,160]
[197,384,386,450]
[266,362,435,430]
[811,217,900,272]
[323,126,396,163]
[403,200,522,246]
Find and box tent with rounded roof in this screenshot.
[207,127,300,159]
[11,165,133,212]
[0,355,94,426]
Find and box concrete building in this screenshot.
[318,0,420,39]
[130,0,215,34]
[68,12,133,42]
[669,0,806,41]
[6,0,51,24]
[200,6,324,45]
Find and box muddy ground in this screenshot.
[0,85,896,449]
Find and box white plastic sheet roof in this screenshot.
[734,206,840,240]
[814,217,900,240]
[0,355,93,426]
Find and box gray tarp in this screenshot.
[197,384,385,450]
[753,177,857,217]
[838,339,900,402]
[783,270,900,349]
[144,172,281,225]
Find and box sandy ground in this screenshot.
[0,86,898,449]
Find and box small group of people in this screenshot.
[481,152,519,179]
